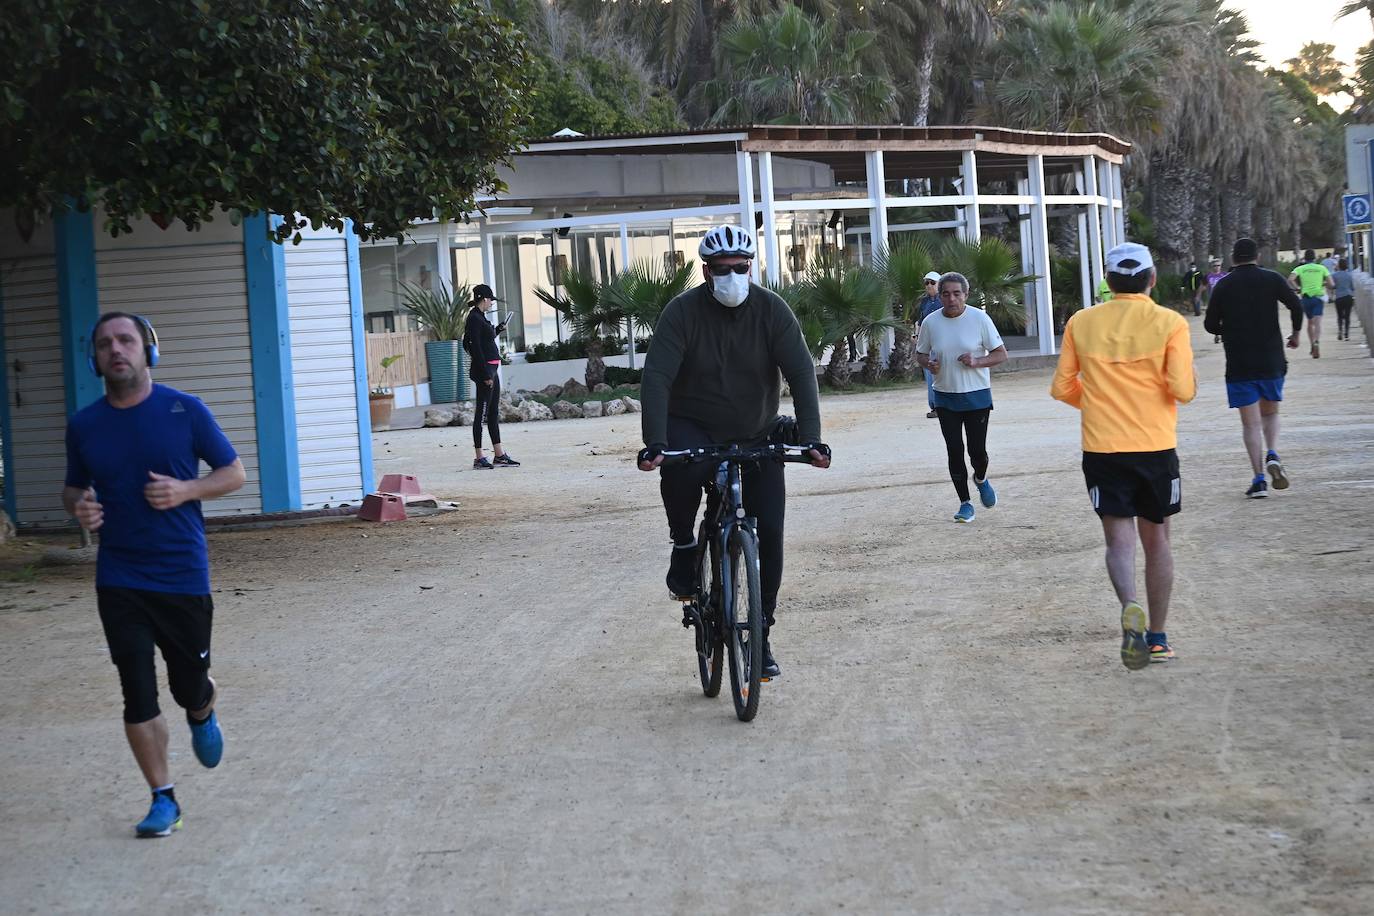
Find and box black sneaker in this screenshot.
[473,457,494,470]
[762,639,781,679]
[666,545,697,599]
[493,454,521,467]
[1245,478,1268,499]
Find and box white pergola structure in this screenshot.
[449,126,1131,357]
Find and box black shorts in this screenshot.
[97,587,214,723]
[1082,450,1181,524]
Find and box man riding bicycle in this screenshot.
[637,225,830,679]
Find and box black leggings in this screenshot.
[659,416,785,627]
[936,407,990,502]
[1336,296,1354,336]
[472,372,501,449]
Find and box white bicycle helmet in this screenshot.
[698,225,757,260]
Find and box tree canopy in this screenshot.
[0,0,533,241]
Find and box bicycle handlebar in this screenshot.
[658,443,826,467]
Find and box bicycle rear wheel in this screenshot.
[696,531,724,697]
[724,527,764,722]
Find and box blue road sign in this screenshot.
[1344,193,1371,229]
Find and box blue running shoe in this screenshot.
[189,710,223,769]
[135,792,182,838]
[954,502,975,523]
[974,476,997,508]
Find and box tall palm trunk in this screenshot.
[1255,204,1279,265]
[912,31,937,125]
[888,325,917,379]
[584,339,606,389]
[1151,154,1193,262]
[861,335,884,386]
[824,339,852,389]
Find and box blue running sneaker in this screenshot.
[954,502,975,523]
[974,476,997,508]
[189,710,223,769]
[135,792,182,838]
[1120,602,1149,671]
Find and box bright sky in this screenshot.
[1237,0,1373,98]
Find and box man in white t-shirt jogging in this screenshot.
[915,272,1010,522]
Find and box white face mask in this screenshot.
[711,270,750,308]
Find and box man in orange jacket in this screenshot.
[1051,243,1197,670]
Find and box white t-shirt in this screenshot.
[915,306,1004,393]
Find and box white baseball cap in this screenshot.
[923,271,942,283]
[1105,243,1155,276]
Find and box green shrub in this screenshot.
[604,366,643,386]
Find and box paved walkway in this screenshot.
[2,319,1370,914]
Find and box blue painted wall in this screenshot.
[344,220,375,494]
[54,207,103,414]
[243,214,301,512]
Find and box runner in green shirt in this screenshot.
[1289,249,1333,358]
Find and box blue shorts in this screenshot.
[1226,376,1284,408]
[1302,296,1324,317]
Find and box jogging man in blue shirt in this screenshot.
[63,312,245,838]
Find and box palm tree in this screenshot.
[399,281,471,341]
[871,238,935,379]
[802,263,899,388]
[601,259,696,339]
[692,3,895,125]
[534,271,626,389]
[935,238,1035,335]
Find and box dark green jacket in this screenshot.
[641,283,821,447]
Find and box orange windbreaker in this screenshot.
[1050,294,1196,453]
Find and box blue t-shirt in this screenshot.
[65,384,238,594]
[916,294,942,323]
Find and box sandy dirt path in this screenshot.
[1,323,1371,914]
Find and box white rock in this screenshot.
[551,400,583,419]
[603,398,627,416]
[499,400,523,422]
[582,400,604,418]
[518,400,554,421]
[620,397,641,413]
[423,408,455,427]
[592,382,613,393]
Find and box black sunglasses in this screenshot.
[707,263,752,276]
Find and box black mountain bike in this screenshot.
[662,443,819,722]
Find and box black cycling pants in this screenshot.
[936,406,990,503]
[472,372,501,449]
[659,416,785,627]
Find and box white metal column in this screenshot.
[758,151,782,284]
[960,149,982,243]
[1097,160,1117,250]
[736,150,760,282]
[1026,155,1056,355]
[435,218,453,293]
[619,223,635,369]
[1017,177,1035,333]
[479,218,495,287]
[1082,155,1105,293]
[1077,209,1092,310]
[1111,162,1127,245]
[865,150,889,261]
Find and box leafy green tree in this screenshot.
[601,259,696,338]
[1,0,532,242]
[802,263,899,388]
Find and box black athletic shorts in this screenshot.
[97,586,214,723]
[1082,449,1181,524]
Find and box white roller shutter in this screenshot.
[284,238,365,507]
[2,257,68,526]
[95,244,262,516]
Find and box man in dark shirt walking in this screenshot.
[64,312,245,837]
[638,226,830,678]
[1203,238,1304,499]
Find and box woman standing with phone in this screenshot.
[464,284,520,469]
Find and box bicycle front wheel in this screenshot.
[724,527,764,722]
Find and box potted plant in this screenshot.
[400,281,471,404]
[369,354,404,430]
